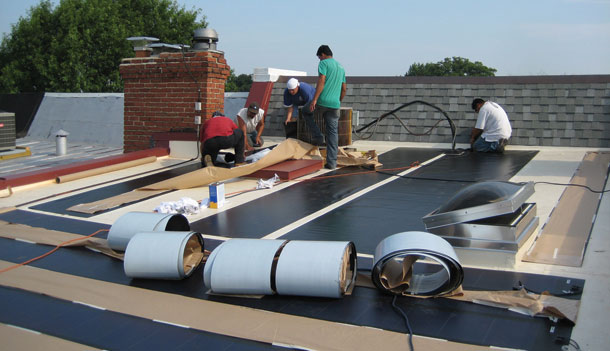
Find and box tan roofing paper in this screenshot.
[0,323,101,351]
[68,139,317,214]
[356,265,579,324]
[0,261,497,351]
[55,156,157,183]
[0,220,123,260]
[524,151,610,266]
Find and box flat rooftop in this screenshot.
[1,136,609,350]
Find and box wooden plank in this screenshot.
[523,151,610,266]
[247,159,323,180]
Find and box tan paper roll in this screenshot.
[56,156,157,183]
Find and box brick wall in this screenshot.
[263,75,610,148]
[119,51,230,152]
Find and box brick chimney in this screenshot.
[119,39,230,152]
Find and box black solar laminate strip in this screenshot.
[280,150,538,254]
[0,286,283,351]
[0,209,110,236]
[29,163,200,217]
[0,235,578,351]
[190,148,443,238]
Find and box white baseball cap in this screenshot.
[286,78,299,90]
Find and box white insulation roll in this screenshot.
[275,241,356,298]
[124,231,204,279]
[107,212,191,251]
[372,231,463,296]
[204,239,285,295]
[204,239,357,298]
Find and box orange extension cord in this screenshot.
[0,228,109,274]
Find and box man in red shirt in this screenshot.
[201,112,245,167]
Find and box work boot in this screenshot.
[497,138,508,153]
[203,154,214,167]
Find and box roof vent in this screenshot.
[126,36,159,57]
[192,28,219,51]
[149,43,183,56]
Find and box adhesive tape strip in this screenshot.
[372,231,463,296]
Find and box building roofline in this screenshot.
[277,74,610,85]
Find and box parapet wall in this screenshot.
[263,75,610,148]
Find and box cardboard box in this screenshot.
[209,182,225,209]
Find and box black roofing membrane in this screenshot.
[29,162,200,217]
[0,148,580,350]
[280,149,538,253]
[0,286,283,351]
[0,236,580,350]
[190,147,443,237]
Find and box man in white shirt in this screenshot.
[470,98,512,153]
[236,102,265,151]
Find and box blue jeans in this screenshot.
[317,106,340,169]
[301,102,320,141]
[247,131,262,147]
[473,137,500,153]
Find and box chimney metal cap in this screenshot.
[126,36,159,51]
[193,28,218,42]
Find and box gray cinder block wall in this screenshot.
[263,75,610,148]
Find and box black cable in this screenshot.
[180,45,202,161]
[555,336,582,350]
[532,181,610,194]
[354,100,457,151]
[375,170,478,183]
[391,295,415,351]
[514,281,583,297]
[374,169,610,194]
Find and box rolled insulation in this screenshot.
[107,212,190,251]
[372,231,463,296]
[204,239,356,298]
[275,240,356,298]
[124,231,204,279]
[204,239,285,295]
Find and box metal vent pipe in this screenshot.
[192,28,219,51]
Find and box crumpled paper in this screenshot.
[154,197,201,215]
[256,174,280,190]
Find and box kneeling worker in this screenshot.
[237,102,265,152]
[470,98,512,153]
[201,112,245,167]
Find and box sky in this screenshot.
[1,0,609,77]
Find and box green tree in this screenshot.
[225,69,252,92]
[406,57,497,77]
[0,0,207,93]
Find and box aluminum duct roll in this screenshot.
[275,241,356,298]
[107,212,190,251]
[204,239,356,298]
[124,231,204,279]
[204,239,285,295]
[372,231,463,296]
